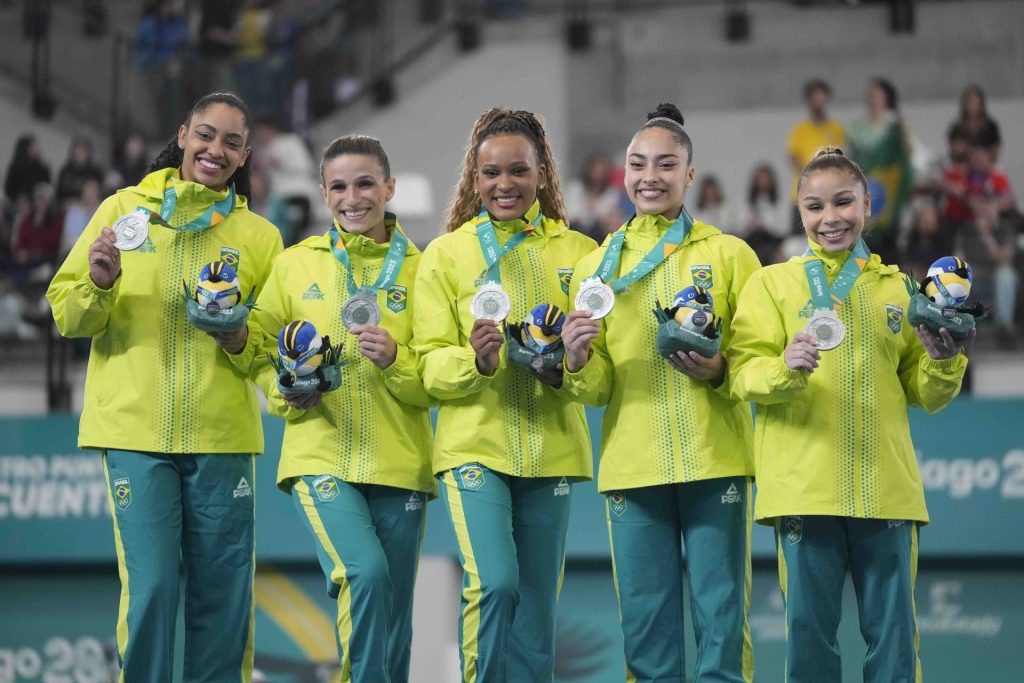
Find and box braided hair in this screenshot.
[443,108,567,234]
[145,91,253,200]
[638,102,693,164]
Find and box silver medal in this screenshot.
[341,290,381,330]
[574,278,615,319]
[804,309,846,350]
[112,210,150,251]
[471,282,512,322]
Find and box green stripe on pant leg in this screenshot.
[103,450,183,683]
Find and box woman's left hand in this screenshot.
[667,349,726,386]
[916,324,975,360]
[208,326,248,354]
[351,324,397,369]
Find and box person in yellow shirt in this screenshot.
[728,147,973,683]
[215,134,434,682]
[412,108,596,682]
[562,102,760,683]
[787,79,846,230]
[46,92,283,683]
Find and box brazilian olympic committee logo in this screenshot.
[387,285,408,313]
[609,491,627,516]
[784,516,802,545]
[557,268,574,295]
[690,264,713,289]
[313,475,339,502]
[885,304,904,334]
[113,477,132,511]
[458,464,485,490]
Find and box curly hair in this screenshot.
[443,108,567,233]
[145,91,253,199]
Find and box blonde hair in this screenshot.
[443,108,567,233]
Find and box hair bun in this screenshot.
[646,103,684,127]
[814,146,845,159]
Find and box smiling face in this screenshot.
[177,102,251,191]
[474,133,546,221]
[798,168,871,253]
[624,126,694,219]
[320,153,395,243]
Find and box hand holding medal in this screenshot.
[785,332,821,373]
[88,228,122,290]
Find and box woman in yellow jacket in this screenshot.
[562,103,760,683]
[216,135,434,682]
[46,92,283,683]
[412,108,596,682]
[728,147,972,683]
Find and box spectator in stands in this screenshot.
[939,127,972,236]
[247,167,290,244]
[695,174,732,233]
[948,84,1001,160]
[109,132,149,190]
[61,177,103,258]
[848,77,913,266]
[190,0,240,104]
[565,151,625,242]
[738,162,787,265]
[252,118,319,245]
[4,134,51,204]
[12,183,61,284]
[233,0,273,120]
[902,198,954,280]
[955,142,1020,348]
[134,0,189,136]
[786,78,845,233]
[55,136,105,207]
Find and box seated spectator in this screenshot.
[954,142,1020,347]
[737,162,787,264]
[109,132,149,190]
[247,168,291,244]
[4,134,51,204]
[55,135,104,207]
[695,175,733,234]
[61,178,103,257]
[12,183,62,285]
[565,151,625,242]
[902,198,954,280]
[948,84,1001,160]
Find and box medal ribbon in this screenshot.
[802,239,871,310]
[328,213,409,297]
[475,206,543,284]
[137,178,237,232]
[592,209,694,293]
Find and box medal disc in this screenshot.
[112,211,149,251]
[342,291,381,330]
[471,282,511,322]
[804,311,845,350]
[574,279,615,319]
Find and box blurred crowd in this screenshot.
[135,0,370,136]
[566,81,1022,349]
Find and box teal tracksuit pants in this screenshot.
[774,515,922,683]
[606,476,754,683]
[441,463,574,683]
[102,449,256,683]
[292,476,427,683]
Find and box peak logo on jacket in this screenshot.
[233,477,252,498]
[303,283,325,300]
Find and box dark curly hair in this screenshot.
[145,91,253,199]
